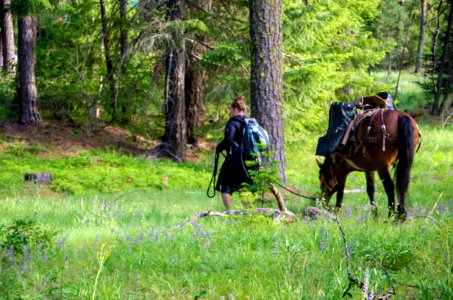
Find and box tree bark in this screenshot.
[430,0,443,99]
[249,0,286,183]
[438,64,452,113]
[431,1,452,115]
[1,0,15,73]
[120,0,128,62]
[164,0,186,161]
[415,0,426,74]
[0,32,3,68]
[100,0,118,121]
[185,0,210,144]
[119,0,129,122]
[18,16,40,125]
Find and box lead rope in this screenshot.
[207,152,221,198]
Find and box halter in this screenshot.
[320,162,338,193]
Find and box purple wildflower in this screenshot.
[347,207,352,217]
[320,240,326,253]
[204,241,211,249]
[347,242,354,254]
[437,204,446,213]
[21,261,28,272]
[56,238,64,246]
[65,256,69,262]
[8,247,14,258]
[406,211,412,220]
[23,245,29,256]
[127,246,131,253]
[37,242,44,250]
[421,226,426,234]
[303,215,308,221]
[418,207,423,216]
[155,234,159,241]
[357,215,365,224]
[43,254,48,262]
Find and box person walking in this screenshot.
[215,96,254,210]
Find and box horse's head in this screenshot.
[316,156,338,200]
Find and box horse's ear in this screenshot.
[316,158,323,168]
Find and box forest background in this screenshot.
[0,0,452,299]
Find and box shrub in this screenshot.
[0,218,57,256]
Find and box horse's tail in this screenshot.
[395,115,415,208]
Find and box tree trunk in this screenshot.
[249,0,286,183]
[0,33,3,68]
[119,0,129,122]
[120,0,128,62]
[18,16,40,125]
[438,64,452,113]
[431,1,452,115]
[415,0,426,74]
[164,0,186,161]
[100,0,118,121]
[185,48,206,144]
[387,51,392,79]
[430,0,443,100]
[1,0,15,73]
[185,0,210,144]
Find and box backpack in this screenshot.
[241,118,270,165]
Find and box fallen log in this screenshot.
[24,172,53,184]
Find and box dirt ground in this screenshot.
[0,120,210,162]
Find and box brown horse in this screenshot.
[317,109,420,219]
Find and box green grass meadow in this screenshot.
[1,72,453,300]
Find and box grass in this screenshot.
[1,115,452,299]
[1,70,452,298]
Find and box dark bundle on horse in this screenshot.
[316,93,420,220]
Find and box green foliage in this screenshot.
[369,0,420,70]
[11,0,52,16]
[238,152,281,206]
[282,0,392,144]
[0,218,57,255]
[0,137,211,196]
[0,75,16,119]
[371,71,427,111]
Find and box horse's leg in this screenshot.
[335,176,346,210]
[365,171,378,217]
[378,168,395,217]
[365,171,376,205]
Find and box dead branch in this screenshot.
[336,218,395,299]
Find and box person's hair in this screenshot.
[231,96,247,112]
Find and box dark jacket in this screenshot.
[215,115,252,194]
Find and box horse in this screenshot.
[317,108,420,220]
